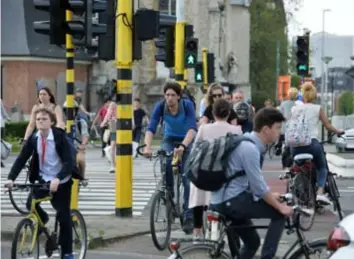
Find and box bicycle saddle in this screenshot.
[293,153,313,166]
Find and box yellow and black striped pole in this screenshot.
[66,9,79,210]
[202,48,208,93]
[115,0,133,217]
[174,21,185,89]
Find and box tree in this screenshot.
[249,0,303,108]
[337,92,354,116]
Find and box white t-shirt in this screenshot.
[292,103,321,139]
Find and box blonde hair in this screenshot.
[206,83,224,106]
[288,87,298,100]
[301,82,317,103]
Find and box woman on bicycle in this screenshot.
[291,82,343,205]
[23,87,64,141]
[189,99,242,242]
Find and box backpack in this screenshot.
[182,88,196,111]
[285,106,311,147]
[234,102,251,122]
[185,133,256,192]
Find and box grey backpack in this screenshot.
[186,133,255,191]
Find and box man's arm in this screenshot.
[239,142,284,212]
[182,101,197,147]
[145,102,163,148]
[8,138,34,181]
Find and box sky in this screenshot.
[287,0,354,37]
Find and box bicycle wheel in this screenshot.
[178,244,230,259]
[71,209,88,259]
[11,218,40,259]
[150,191,172,251]
[174,172,184,226]
[288,239,332,259]
[291,172,316,231]
[9,172,30,215]
[327,173,344,220]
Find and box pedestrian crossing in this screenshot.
[1,152,160,217]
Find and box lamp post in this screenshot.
[320,9,331,109]
[322,56,333,116]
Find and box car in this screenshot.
[335,128,354,153]
[327,212,354,258]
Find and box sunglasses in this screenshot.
[212,94,223,98]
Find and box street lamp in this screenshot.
[322,56,333,115]
[320,9,331,108]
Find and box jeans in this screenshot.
[26,179,73,258]
[292,138,328,188]
[133,127,142,143]
[210,192,286,259]
[162,139,193,221]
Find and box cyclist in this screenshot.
[210,107,293,259]
[290,83,343,205]
[6,108,75,259]
[143,81,197,234]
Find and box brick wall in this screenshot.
[2,60,88,115]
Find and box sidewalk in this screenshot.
[324,144,354,178]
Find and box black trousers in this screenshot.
[26,179,73,257]
[211,192,286,259]
[100,126,108,153]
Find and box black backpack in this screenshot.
[182,88,196,111]
[185,133,256,192]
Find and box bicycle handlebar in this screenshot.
[279,193,314,218]
[4,183,50,193]
[136,143,186,159]
[320,132,345,145]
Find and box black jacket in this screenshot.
[8,127,74,183]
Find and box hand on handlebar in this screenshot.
[335,130,345,136]
[143,145,153,158]
[4,180,14,189]
[279,204,294,217]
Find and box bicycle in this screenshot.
[137,144,185,251]
[168,194,332,259]
[279,133,344,231]
[6,183,88,259]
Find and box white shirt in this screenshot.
[292,103,321,139]
[36,129,70,183]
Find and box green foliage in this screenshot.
[4,121,28,139]
[251,90,272,110]
[250,0,302,103]
[337,92,354,115]
[290,74,302,88]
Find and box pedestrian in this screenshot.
[189,98,242,242]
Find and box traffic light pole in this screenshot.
[115,0,133,217]
[174,0,185,89]
[66,9,79,211]
[202,48,208,93]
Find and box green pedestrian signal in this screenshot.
[298,64,307,71]
[184,38,198,68]
[194,62,203,83]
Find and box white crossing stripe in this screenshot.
[1,155,160,217]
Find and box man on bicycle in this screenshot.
[143,81,197,234]
[210,108,293,259]
[6,108,76,259]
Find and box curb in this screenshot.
[326,153,354,178]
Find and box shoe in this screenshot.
[182,219,193,235]
[109,166,115,173]
[316,194,332,205]
[63,254,75,259]
[193,234,203,244]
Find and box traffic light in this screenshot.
[296,34,310,76]
[194,62,203,83]
[154,13,176,68]
[33,0,107,46]
[207,53,215,83]
[184,38,198,68]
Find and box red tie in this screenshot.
[41,137,46,166]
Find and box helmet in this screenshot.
[234,101,250,122]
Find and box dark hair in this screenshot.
[163,81,182,96]
[212,99,230,119]
[38,87,56,104]
[134,98,141,102]
[34,107,57,125]
[253,107,286,132]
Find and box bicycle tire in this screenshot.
[9,171,30,215]
[174,172,184,226]
[178,243,230,259]
[150,191,172,251]
[288,239,331,259]
[11,218,40,259]
[291,173,316,231]
[71,209,88,259]
[327,174,344,220]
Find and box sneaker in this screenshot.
[109,166,115,173]
[63,254,75,259]
[182,219,193,235]
[316,194,332,205]
[193,234,203,244]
